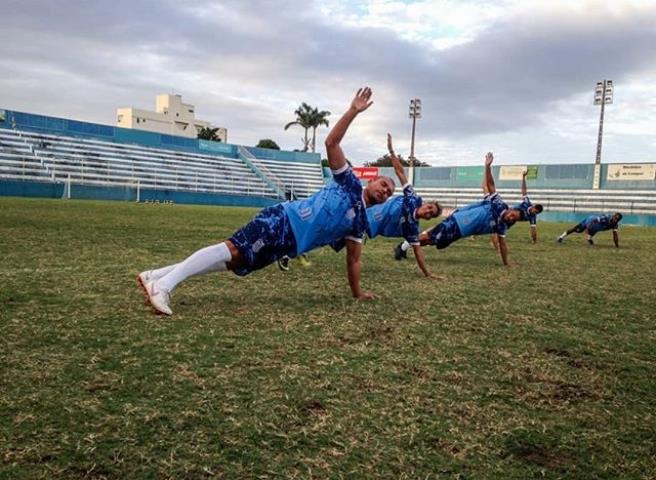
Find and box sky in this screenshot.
[1,0,655,166]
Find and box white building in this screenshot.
[117,94,227,141]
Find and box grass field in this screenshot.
[1,196,655,479]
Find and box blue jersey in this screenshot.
[514,196,537,226]
[451,193,513,237]
[282,166,367,255]
[366,183,422,244]
[584,214,619,235]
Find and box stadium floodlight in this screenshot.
[594,80,613,165]
[408,98,422,179]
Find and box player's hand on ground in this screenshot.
[351,87,373,113]
[356,291,378,300]
[426,273,445,281]
[485,152,494,166]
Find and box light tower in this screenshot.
[408,98,422,184]
[593,80,613,189]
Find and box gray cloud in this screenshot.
[1,0,655,163]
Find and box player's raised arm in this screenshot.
[483,152,496,194]
[387,133,408,186]
[325,87,374,172]
[346,239,377,300]
[521,170,528,197]
[481,178,491,195]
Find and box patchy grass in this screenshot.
[1,196,655,479]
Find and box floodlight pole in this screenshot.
[409,98,421,184]
[595,80,607,166]
[593,80,613,189]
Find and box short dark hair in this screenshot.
[614,212,623,221]
[432,201,443,217]
[534,204,544,214]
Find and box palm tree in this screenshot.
[284,103,331,152]
[308,107,330,153]
[197,127,221,142]
[284,103,313,151]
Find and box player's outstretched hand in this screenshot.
[356,291,378,300]
[387,133,397,157]
[485,152,494,166]
[426,273,445,280]
[351,87,374,113]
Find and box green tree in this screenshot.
[308,107,331,153]
[285,103,330,152]
[365,154,430,167]
[256,139,281,150]
[197,127,222,142]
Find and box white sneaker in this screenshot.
[138,270,153,286]
[146,281,173,316]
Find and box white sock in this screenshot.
[157,242,231,293]
[400,241,411,252]
[149,263,179,280]
[559,231,567,238]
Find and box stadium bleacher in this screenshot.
[1,107,655,225]
[0,108,325,204]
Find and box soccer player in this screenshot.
[556,213,622,247]
[138,87,395,315]
[483,169,543,249]
[395,152,522,266]
[367,134,442,278]
[514,170,544,243]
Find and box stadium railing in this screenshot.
[414,187,656,216]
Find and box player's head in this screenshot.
[365,176,395,205]
[612,212,623,224]
[528,204,544,216]
[415,201,442,220]
[502,208,523,224]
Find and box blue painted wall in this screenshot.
[599,164,656,190]
[0,180,277,208]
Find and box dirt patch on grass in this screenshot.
[298,399,327,416]
[515,444,571,468]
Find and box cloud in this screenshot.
[0,0,655,164]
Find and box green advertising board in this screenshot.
[526,166,538,180]
[456,166,484,180]
[0,110,5,123]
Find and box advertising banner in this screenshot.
[456,166,483,180]
[607,164,656,181]
[499,165,538,181]
[353,167,379,180]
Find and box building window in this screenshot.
[188,109,194,114]
[117,114,123,122]
[176,113,179,117]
